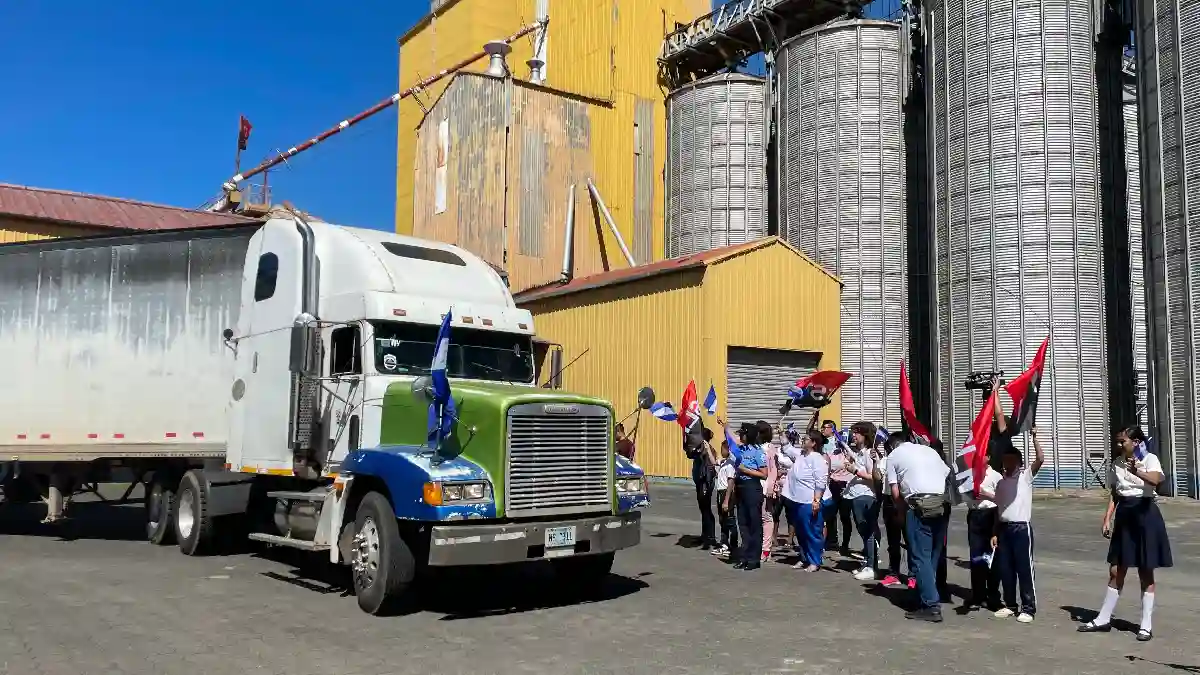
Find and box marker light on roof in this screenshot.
[462,316,475,324]
[393,309,407,317]
[518,323,528,330]
[482,318,493,326]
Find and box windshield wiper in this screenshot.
[469,361,520,386]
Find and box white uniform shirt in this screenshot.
[967,468,1003,510]
[1107,452,1164,498]
[842,447,876,500]
[715,458,737,491]
[885,442,950,500]
[780,445,828,504]
[995,468,1034,523]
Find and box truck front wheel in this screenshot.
[552,552,615,589]
[351,491,415,615]
[175,470,214,556]
[145,475,176,545]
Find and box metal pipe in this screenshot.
[586,179,636,267]
[560,184,576,282]
[223,20,546,189]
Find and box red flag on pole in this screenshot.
[899,361,936,443]
[955,389,997,496]
[238,115,253,151]
[679,380,699,431]
[1003,337,1049,435]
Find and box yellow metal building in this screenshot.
[514,237,843,479]
[396,0,709,262]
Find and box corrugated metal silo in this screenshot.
[1124,78,1148,417]
[1135,0,1200,498]
[665,73,768,258]
[926,0,1104,488]
[775,18,907,429]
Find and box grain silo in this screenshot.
[1135,0,1200,498]
[665,73,768,258]
[926,0,1104,488]
[775,18,907,429]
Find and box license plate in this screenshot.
[545,526,576,549]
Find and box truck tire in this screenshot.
[351,492,416,615]
[175,470,215,556]
[145,476,176,545]
[552,552,615,589]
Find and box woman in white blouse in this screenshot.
[1077,426,1172,642]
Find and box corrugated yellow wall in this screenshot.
[702,243,845,425]
[397,0,709,264]
[0,217,97,243]
[520,270,706,478]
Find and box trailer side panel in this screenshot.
[0,229,254,461]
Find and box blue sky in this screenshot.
[0,1,421,230]
[0,1,900,231]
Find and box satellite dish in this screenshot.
[411,375,434,402]
[637,386,656,410]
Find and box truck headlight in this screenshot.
[424,481,492,505]
[617,477,645,493]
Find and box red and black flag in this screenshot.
[899,361,937,444]
[1003,337,1049,435]
[679,379,706,456]
[956,389,998,497]
[237,115,253,151]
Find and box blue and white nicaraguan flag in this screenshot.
[876,426,890,446]
[650,401,678,422]
[427,309,457,443]
[703,384,718,416]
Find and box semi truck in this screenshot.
[0,213,649,614]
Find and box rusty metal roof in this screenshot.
[0,183,261,232]
[514,237,836,304]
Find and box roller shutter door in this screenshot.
[725,346,821,428]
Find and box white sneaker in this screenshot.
[1016,613,1034,624]
[994,608,1015,619]
[853,567,876,581]
[711,545,728,556]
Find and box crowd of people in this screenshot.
[682,403,1173,638]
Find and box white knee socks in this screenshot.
[1095,586,1120,625]
[1140,592,1155,632]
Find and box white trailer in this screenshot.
[0,215,648,614]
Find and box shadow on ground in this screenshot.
[0,502,146,542]
[252,543,649,620]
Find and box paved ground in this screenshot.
[1,483,1198,675]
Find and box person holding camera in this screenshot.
[1077,426,1172,642]
[884,430,951,623]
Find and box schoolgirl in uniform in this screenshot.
[1078,426,1172,641]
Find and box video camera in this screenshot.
[964,370,1004,395]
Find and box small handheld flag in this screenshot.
[650,402,678,422]
[427,309,457,443]
[875,426,890,446]
[1004,337,1049,435]
[703,384,718,416]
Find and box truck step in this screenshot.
[267,490,329,502]
[248,532,329,552]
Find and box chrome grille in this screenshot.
[505,403,611,516]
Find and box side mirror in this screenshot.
[222,328,234,341]
[288,313,320,376]
[411,375,434,402]
[637,386,656,410]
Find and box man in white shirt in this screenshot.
[966,463,1003,610]
[992,426,1045,623]
[885,431,951,623]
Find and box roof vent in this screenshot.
[484,41,512,78]
[527,57,545,84]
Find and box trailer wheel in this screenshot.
[175,470,214,556]
[351,492,415,615]
[145,476,176,545]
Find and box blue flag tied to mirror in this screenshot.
[428,309,457,443]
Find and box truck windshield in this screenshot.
[370,321,535,384]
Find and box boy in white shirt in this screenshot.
[992,426,1045,623]
[712,441,739,557]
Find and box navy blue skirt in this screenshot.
[1107,497,1173,570]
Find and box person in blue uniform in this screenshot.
[717,416,769,571]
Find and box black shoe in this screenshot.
[905,608,944,623]
[741,563,761,571]
[732,561,747,569]
[1076,621,1111,633]
[700,542,712,551]
[1136,629,1153,642]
